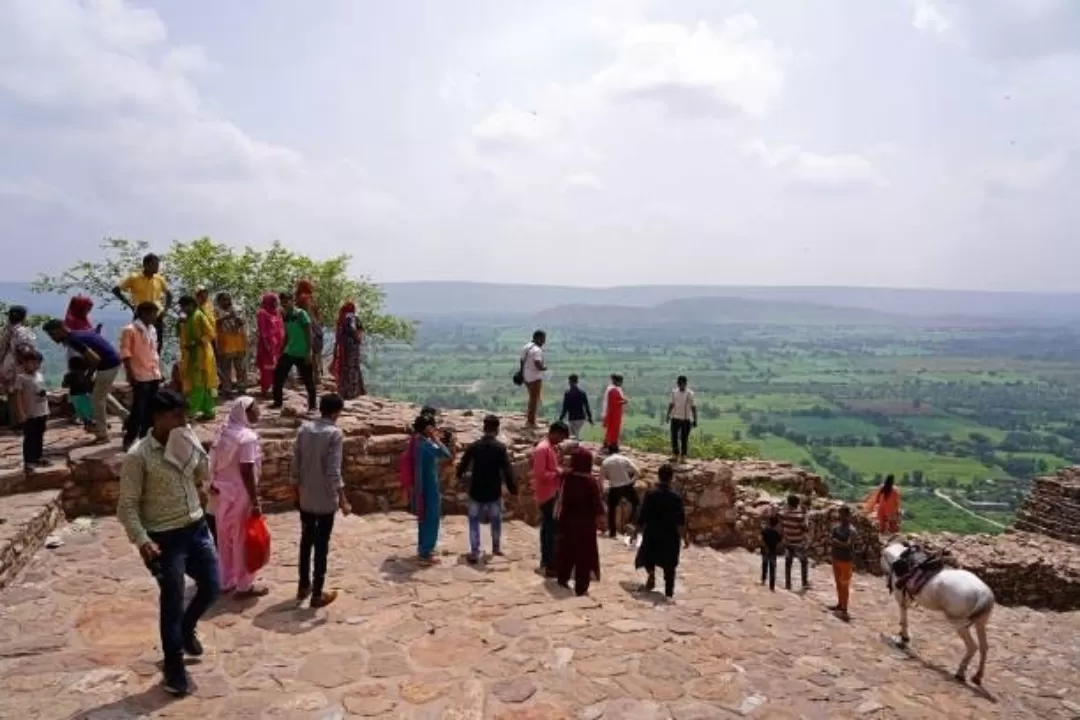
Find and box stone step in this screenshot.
[0,490,64,590]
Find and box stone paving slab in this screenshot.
[0,490,64,589]
[1,512,1079,719]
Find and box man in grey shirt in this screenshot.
[290,393,351,608]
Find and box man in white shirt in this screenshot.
[665,375,697,464]
[601,448,640,539]
[520,330,547,427]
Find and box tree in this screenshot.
[32,236,413,362]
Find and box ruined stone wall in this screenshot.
[1013,469,1080,545]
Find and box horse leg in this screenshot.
[897,596,911,646]
[955,624,976,682]
[971,615,989,686]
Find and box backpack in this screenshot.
[512,343,531,386]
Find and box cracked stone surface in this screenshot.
[1,512,1079,719]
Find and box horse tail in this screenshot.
[966,589,995,625]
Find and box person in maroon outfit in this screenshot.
[554,447,605,596]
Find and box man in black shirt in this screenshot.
[558,374,593,440]
[457,414,517,563]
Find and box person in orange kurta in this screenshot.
[863,474,902,533]
[601,373,627,452]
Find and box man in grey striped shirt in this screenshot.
[291,393,351,608]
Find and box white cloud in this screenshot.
[471,104,558,153]
[563,172,604,192]
[911,0,950,36]
[593,14,785,118]
[744,140,882,188]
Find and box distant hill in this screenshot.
[381,281,1080,322]
[532,296,1009,329]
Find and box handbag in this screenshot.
[244,515,271,573]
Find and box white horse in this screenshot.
[881,542,995,685]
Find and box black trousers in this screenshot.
[22,415,46,463]
[272,354,316,409]
[124,379,160,447]
[761,551,777,590]
[299,511,335,595]
[606,485,640,538]
[670,419,692,456]
[539,499,557,568]
[644,564,676,597]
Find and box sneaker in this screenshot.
[30,458,51,467]
[492,548,504,556]
[182,632,204,657]
[163,675,190,697]
[466,553,479,565]
[311,590,338,608]
[296,586,311,602]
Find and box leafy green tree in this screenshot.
[32,236,413,362]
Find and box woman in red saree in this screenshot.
[255,293,284,394]
[64,295,96,332]
[554,447,604,596]
[601,373,627,451]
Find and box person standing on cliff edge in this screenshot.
[112,253,171,353]
[515,330,547,428]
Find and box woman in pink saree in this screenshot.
[256,293,284,395]
[210,396,268,598]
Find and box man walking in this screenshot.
[666,375,697,464]
[272,293,317,412]
[456,414,517,563]
[113,252,171,353]
[520,330,547,427]
[291,393,351,608]
[532,420,569,574]
[116,389,219,697]
[43,319,128,444]
[120,302,163,450]
[600,446,641,539]
[558,374,593,439]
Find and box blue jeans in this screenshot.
[539,498,557,568]
[148,518,220,678]
[467,500,503,556]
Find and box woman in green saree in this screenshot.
[178,295,219,420]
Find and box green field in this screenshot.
[371,319,1080,535]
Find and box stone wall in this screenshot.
[1013,469,1080,545]
[0,491,64,589]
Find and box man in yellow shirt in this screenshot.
[113,253,172,352]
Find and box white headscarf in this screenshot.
[209,396,259,476]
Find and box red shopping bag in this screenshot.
[244,515,271,573]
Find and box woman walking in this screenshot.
[256,293,284,395]
[178,295,218,421]
[601,373,628,452]
[1,306,37,427]
[554,447,604,596]
[209,397,268,598]
[863,474,902,534]
[635,463,689,600]
[330,301,366,399]
[412,414,453,564]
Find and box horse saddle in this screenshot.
[893,546,945,597]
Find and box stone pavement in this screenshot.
[2,514,1080,719]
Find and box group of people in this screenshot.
[0,252,371,469]
[116,386,352,696]
[527,331,700,462]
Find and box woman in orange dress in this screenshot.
[863,474,902,533]
[601,373,627,452]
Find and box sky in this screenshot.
[1,0,1078,291]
